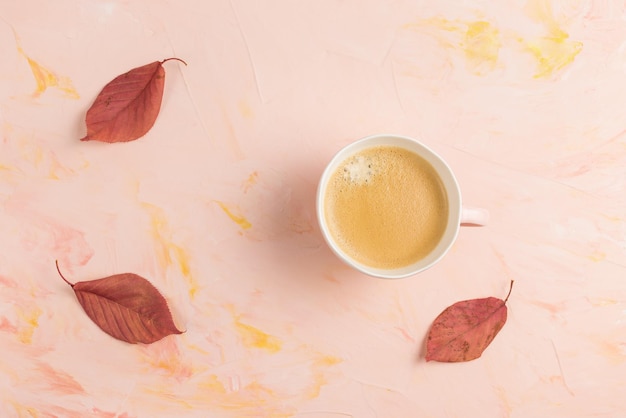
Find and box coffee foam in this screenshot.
[341,155,377,185]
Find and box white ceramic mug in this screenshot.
[316,134,489,279]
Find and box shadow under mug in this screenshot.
[316,134,489,279]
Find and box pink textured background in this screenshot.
[1,1,625,417]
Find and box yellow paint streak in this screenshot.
[234,319,282,353]
[587,249,606,262]
[238,100,254,119]
[186,342,210,355]
[404,17,464,52]
[588,298,617,307]
[194,376,294,416]
[242,171,259,192]
[142,203,200,299]
[525,0,569,37]
[172,245,191,278]
[141,387,195,409]
[16,306,42,344]
[409,17,461,33]
[603,215,623,223]
[18,138,44,167]
[25,56,80,98]
[11,29,78,98]
[47,169,60,180]
[243,381,276,401]
[406,18,500,76]
[407,10,581,78]
[216,201,252,230]
[143,352,193,379]
[8,401,39,418]
[524,35,582,78]
[463,21,500,75]
[594,339,626,365]
[11,132,72,179]
[524,0,583,78]
[218,381,293,416]
[219,104,246,159]
[316,354,342,367]
[198,374,228,394]
[139,340,204,397]
[495,385,513,416]
[14,40,78,99]
[305,354,343,399]
[191,350,339,413]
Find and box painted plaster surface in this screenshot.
[0,1,625,417]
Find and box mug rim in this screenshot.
[316,134,462,279]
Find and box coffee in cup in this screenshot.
[317,134,488,279]
[324,145,448,269]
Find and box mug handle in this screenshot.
[460,206,489,227]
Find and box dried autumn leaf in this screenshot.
[56,261,183,344]
[80,57,186,143]
[426,281,514,362]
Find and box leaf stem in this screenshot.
[161,57,188,66]
[504,280,514,304]
[55,260,75,287]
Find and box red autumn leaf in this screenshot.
[426,281,514,362]
[80,57,186,143]
[56,261,183,344]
